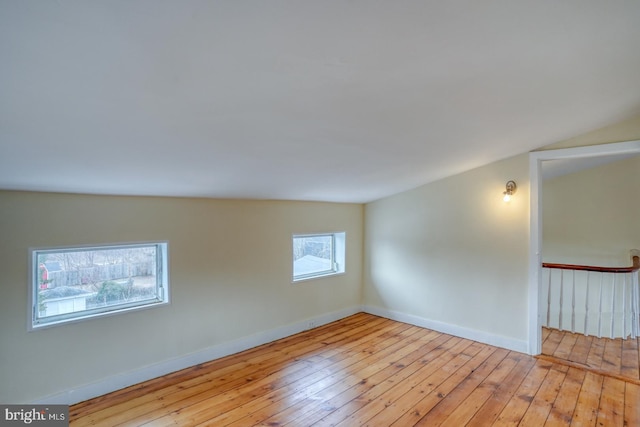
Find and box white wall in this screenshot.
[0,192,362,403]
[363,154,531,351]
[542,155,640,266]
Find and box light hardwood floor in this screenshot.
[70,313,640,426]
[541,327,640,383]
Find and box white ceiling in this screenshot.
[1,1,640,203]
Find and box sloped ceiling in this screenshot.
[1,1,640,203]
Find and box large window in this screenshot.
[29,242,169,330]
[292,232,345,282]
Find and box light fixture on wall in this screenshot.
[503,180,517,202]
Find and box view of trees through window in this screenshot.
[33,243,167,326]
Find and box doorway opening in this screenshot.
[528,139,640,363]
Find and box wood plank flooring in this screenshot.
[541,327,640,383]
[69,314,640,426]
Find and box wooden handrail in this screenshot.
[542,255,640,273]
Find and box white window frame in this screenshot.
[28,241,169,331]
[292,232,346,282]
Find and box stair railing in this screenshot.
[542,254,639,339]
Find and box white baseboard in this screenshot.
[361,305,529,354]
[33,304,529,404]
[32,305,361,405]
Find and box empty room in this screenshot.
[1,1,640,426]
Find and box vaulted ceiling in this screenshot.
[1,1,639,203]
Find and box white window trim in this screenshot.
[28,241,170,331]
[292,232,346,283]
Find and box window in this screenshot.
[292,232,345,282]
[29,242,169,330]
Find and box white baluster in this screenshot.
[571,269,576,333]
[559,270,564,331]
[598,273,603,338]
[611,274,616,338]
[622,273,627,338]
[546,268,552,327]
[631,272,640,339]
[584,271,590,336]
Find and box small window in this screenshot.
[29,242,169,330]
[292,232,345,282]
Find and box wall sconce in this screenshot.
[503,180,517,202]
